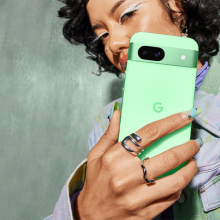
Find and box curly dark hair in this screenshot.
[58,0,220,77]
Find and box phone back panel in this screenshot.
[118,32,198,178]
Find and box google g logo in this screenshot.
[153,102,163,113]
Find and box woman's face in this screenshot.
[86,0,184,73]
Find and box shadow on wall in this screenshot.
[107,75,125,103]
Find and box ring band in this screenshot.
[141,157,155,184]
[121,136,140,156]
[130,133,144,152]
[121,133,142,156]
[130,133,142,142]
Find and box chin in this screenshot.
[117,65,125,73]
[120,66,126,73]
[115,63,126,73]
[121,69,125,74]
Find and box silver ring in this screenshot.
[121,133,142,156]
[141,157,155,184]
[130,133,144,152]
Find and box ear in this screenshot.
[168,0,183,12]
[168,0,186,25]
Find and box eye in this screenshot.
[120,11,136,25]
[99,32,109,42]
[93,32,109,44]
[94,10,137,44]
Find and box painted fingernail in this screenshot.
[194,138,203,149]
[109,101,121,120]
[181,108,202,120]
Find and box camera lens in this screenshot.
[138,46,165,61]
[155,52,161,58]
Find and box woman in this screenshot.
[44,0,220,219]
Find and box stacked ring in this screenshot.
[141,157,155,184]
[121,133,155,185]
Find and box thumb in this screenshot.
[106,109,121,143]
[91,107,121,157]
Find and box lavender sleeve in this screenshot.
[195,61,209,93]
[70,190,82,220]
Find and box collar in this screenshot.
[195,61,209,93]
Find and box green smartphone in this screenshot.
[118,32,199,178]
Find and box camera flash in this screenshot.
[181,55,186,60]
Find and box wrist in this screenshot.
[74,196,81,220]
[74,192,100,220]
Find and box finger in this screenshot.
[126,159,197,208]
[140,190,181,220]
[133,108,202,150]
[142,139,202,180]
[89,110,121,158]
[145,159,197,204]
[113,139,201,193]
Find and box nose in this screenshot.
[108,28,128,55]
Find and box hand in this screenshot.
[75,109,201,220]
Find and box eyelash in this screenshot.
[95,10,137,43]
[120,10,137,25]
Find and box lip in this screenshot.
[119,54,127,70]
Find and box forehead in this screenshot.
[86,0,133,21]
[87,0,119,16]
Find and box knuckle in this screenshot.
[101,152,115,168]
[173,191,182,201]
[172,176,186,191]
[189,159,198,175]
[125,199,138,212]
[110,177,124,195]
[87,152,93,162]
[142,123,160,140]
[170,114,181,125]
[87,148,96,161]
[138,210,150,220]
[165,115,180,132]
[138,204,162,220]
[163,150,179,168]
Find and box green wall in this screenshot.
[0,1,123,219]
[1,1,220,220]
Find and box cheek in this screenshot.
[105,48,111,61]
[105,48,123,71]
[105,48,115,65]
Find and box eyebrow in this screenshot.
[111,0,126,15]
[92,0,127,32]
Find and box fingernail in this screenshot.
[109,101,120,120]
[181,108,202,120]
[194,138,203,149]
